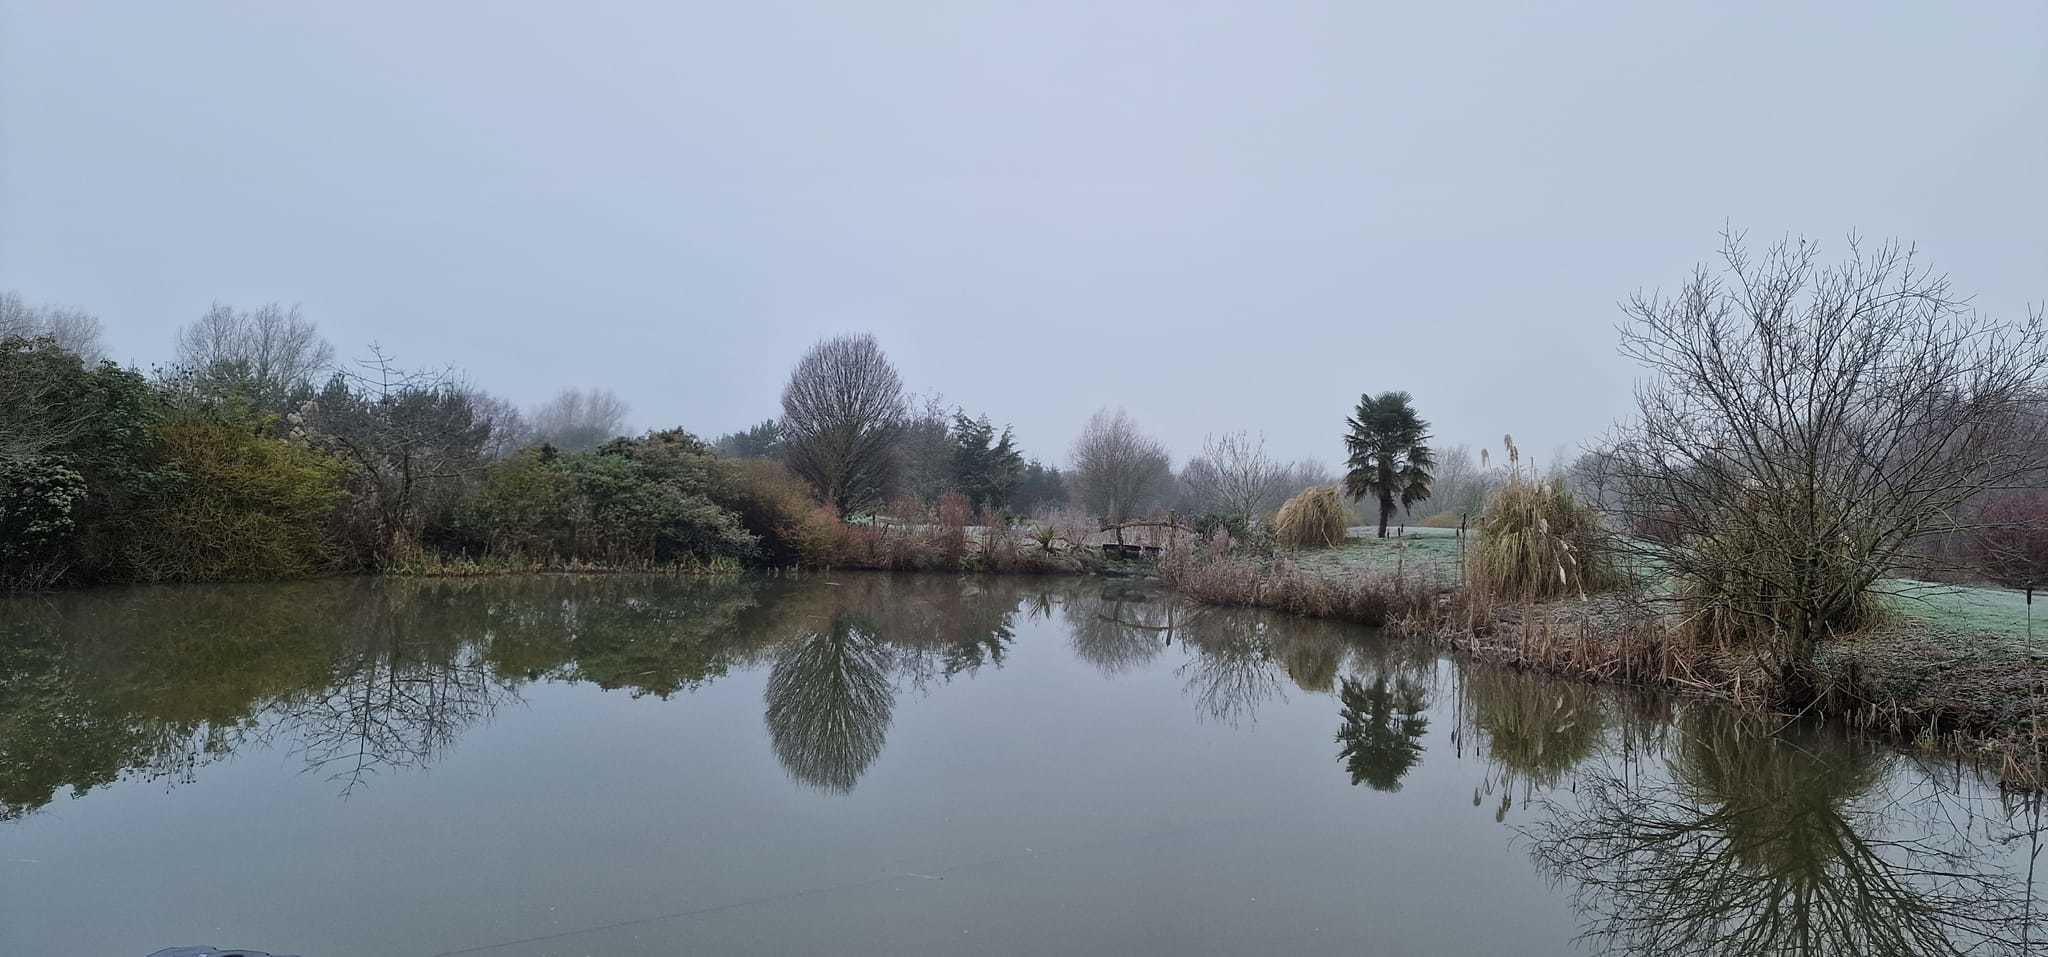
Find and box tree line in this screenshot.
[0,292,1533,588]
[2,300,730,586]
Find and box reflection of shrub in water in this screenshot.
[1277,636,1343,694]
[1335,674,1429,792]
[1465,667,1605,793]
[455,574,776,697]
[764,615,895,794]
[0,582,361,817]
[1529,711,2041,956]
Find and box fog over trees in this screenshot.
[527,386,631,454]
[172,302,335,411]
[6,236,2042,607]
[0,291,103,363]
[1069,407,1174,524]
[714,419,783,460]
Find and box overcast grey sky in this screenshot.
[3,2,2042,469]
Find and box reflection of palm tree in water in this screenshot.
[1335,674,1429,792]
[1529,712,2042,956]
[764,615,895,794]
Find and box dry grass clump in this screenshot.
[1469,476,1618,602]
[1677,514,1885,652]
[1273,485,1350,550]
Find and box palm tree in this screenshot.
[1343,391,1435,538]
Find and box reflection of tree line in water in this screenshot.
[0,575,1037,810]
[6,576,2045,952]
[0,575,1375,808]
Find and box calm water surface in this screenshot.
[1,573,2041,956]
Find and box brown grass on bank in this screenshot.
[1432,591,1711,691]
[1161,546,1440,626]
[1273,485,1350,549]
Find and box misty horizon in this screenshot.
[4,2,2042,470]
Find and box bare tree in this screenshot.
[1069,406,1172,523]
[0,291,104,362]
[173,302,334,409]
[298,347,493,563]
[1272,458,1337,512]
[528,386,630,453]
[1603,229,2048,682]
[1428,443,1482,518]
[780,333,908,514]
[893,392,955,504]
[1177,430,1286,525]
[466,389,532,459]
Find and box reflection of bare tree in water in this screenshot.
[1063,588,1175,676]
[1069,595,1385,725]
[268,637,508,796]
[1176,611,1286,726]
[764,615,895,793]
[1335,674,1429,791]
[1528,712,2045,956]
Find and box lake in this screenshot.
[2,573,2041,956]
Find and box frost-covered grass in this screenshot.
[1284,526,1465,581]
[1282,529,2042,644]
[1883,580,2042,645]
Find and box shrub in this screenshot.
[0,457,89,587]
[1469,476,1617,602]
[0,337,165,587]
[711,457,824,566]
[1680,509,1884,647]
[1272,485,1349,549]
[1418,511,1464,529]
[558,445,757,564]
[127,417,349,581]
[1191,512,1251,541]
[464,448,577,559]
[457,429,762,568]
